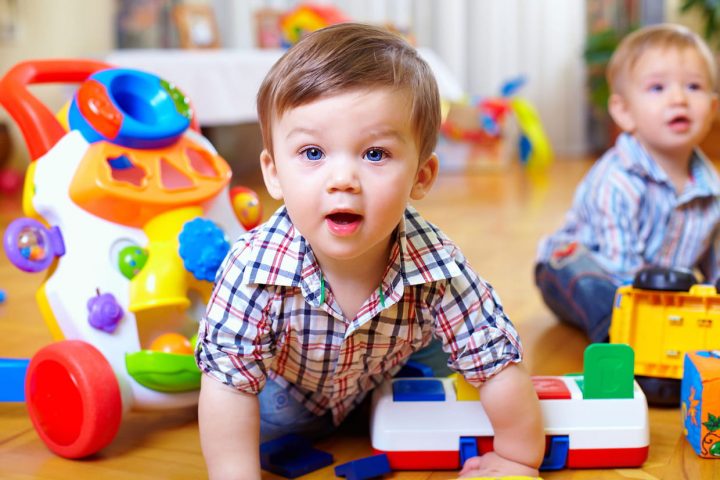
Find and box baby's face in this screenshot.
[619,46,717,159]
[261,88,436,267]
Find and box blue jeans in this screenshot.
[534,245,619,343]
[258,338,451,442]
[259,378,336,443]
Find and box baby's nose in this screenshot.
[326,157,361,192]
[669,84,688,103]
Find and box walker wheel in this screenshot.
[25,340,122,458]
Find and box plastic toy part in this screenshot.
[178,217,229,282]
[0,59,112,160]
[610,267,720,402]
[117,245,148,280]
[260,434,334,478]
[637,376,682,407]
[0,289,5,303]
[0,358,29,401]
[632,266,697,291]
[129,207,202,312]
[68,68,191,149]
[371,345,649,471]
[335,453,391,480]
[582,343,635,399]
[459,436,479,466]
[395,360,435,378]
[4,218,65,272]
[392,379,445,402]
[149,333,193,355]
[125,350,200,392]
[68,136,231,229]
[0,57,250,460]
[509,97,552,170]
[25,341,122,458]
[87,291,124,333]
[230,186,262,230]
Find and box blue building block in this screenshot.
[459,437,479,466]
[334,453,391,480]
[392,379,445,402]
[260,434,333,478]
[0,358,29,402]
[395,360,434,378]
[539,435,569,471]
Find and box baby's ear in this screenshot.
[259,150,283,200]
[410,153,439,200]
[608,93,636,132]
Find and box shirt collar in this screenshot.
[240,205,461,308]
[616,132,720,200]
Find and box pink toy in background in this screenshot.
[0,59,260,458]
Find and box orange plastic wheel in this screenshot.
[25,340,122,458]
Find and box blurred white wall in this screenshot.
[0,0,115,168]
[215,0,587,156]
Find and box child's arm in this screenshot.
[199,375,261,480]
[459,363,544,478]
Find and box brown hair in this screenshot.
[256,22,440,162]
[606,23,718,94]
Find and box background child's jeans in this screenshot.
[258,338,451,442]
[534,244,620,343]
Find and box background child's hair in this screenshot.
[606,23,718,94]
[257,22,440,162]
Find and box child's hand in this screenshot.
[458,452,540,478]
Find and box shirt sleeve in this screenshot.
[195,239,276,394]
[432,252,522,387]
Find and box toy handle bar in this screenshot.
[0,59,112,160]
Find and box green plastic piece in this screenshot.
[160,79,192,120]
[583,343,635,399]
[126,350,200,392]
[117,245,148,280]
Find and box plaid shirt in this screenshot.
[537,133,720,283]
[197,205,522,424]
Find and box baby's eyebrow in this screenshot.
[286,127,320,139]
[366,128,408,144]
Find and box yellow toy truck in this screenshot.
[610,266,720,406]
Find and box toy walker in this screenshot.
[0,59,261,458]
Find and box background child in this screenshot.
[535,23,720,343]
[196,22,543,479]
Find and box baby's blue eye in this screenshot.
[303,148,324,161]
[649,84,663,93]
[687,82,702,91]
[365,149,386,162]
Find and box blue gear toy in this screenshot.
[178,218,230,282]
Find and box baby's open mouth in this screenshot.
[326,212,363,224]
[669,115,690,128]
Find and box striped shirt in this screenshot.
[197,205,522,424]
[537,133,720,283]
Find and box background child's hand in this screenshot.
[458,452,540,478]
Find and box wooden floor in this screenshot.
[0,156,717,479]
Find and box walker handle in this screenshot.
[0,59,111,160]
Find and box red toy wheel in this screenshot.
[25,340,122,458]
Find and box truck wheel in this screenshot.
[636,375,681,407]
[25,340,122,458]
[632,266,697,292]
